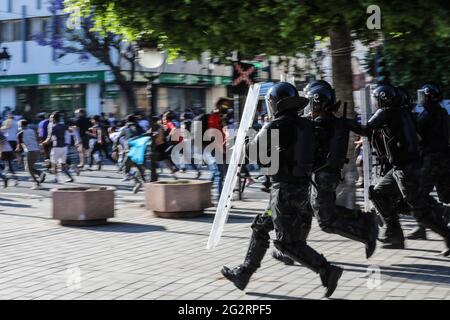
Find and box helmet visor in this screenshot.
[265,95,276,117]
[417,88,427,107]
[371,94,383,110]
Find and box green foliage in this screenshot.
[65,0,449,88]
[366,36,450,92]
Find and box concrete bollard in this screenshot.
[144,180,212,218]
[52,186,115,226]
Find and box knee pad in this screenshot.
[251,213,273,237]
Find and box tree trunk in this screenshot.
[119,80,137,115]
[329,23,358,210]
[112,67,137,115]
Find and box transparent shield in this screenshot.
[207,84,261,250]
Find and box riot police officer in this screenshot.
[305,80,378,258]
[221,82,343,298]
[366,83,450,253]
[407,82,450,247]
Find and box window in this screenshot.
[0,20,21,42]
[16,85,87,120]
[27,17,51,40]
[167,87,206,115]
[37,0,42,10]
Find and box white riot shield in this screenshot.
[360,86,373,212]
[206,84,261,250]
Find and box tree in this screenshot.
[36,0,139,114]
[366,37,450,93]
[65,0,449,207]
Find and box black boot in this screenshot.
[319,264,344,298]
[272,249,294,265]
[406,226,427,240]
[442,236,450,257]
[221,231,269,291]
[331,210,378,259]
[378,218,405,249]
[273,240,342,298]
[418,213,450,256]
[221,265,254,291]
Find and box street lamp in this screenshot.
[0,47,12,73]
[138,45,167,182]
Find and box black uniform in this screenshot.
[221,83,343,298]
[418,104,450,204]
[310,113,378,258]
[366,88,450,251]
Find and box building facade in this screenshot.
[0,0,233,120]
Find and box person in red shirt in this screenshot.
[160,112,180,175]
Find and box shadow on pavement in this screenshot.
[0,211,51,220]
[164,230,249,240]
[402,247,442,254]
[336,261,450,286]
[246,291,314,300]
[173,213,254,224]
[0,197,17,202]
[407,255,450,263]
[65,222,166,233]
[0,202,33,208]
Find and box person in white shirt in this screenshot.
[1,114,19,151]
[0,126,18,184]
[17,120,46,189]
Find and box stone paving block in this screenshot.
[0,167,449,300]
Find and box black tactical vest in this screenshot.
[269,113,315,182]
[313,115,349,171]
[382,108,420,166]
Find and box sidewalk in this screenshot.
[0,166,449,300]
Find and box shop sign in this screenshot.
[159,73,231,86]
[0,74,39,86]
[50,71,105,84]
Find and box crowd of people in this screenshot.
[0,100,269,196]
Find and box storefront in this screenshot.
[0,70,232,121]
[0,71,105,121]
[16,84,86,119]
[156,73,232,115]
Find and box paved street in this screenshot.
[0,165,449,300]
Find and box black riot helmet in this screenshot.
[265,82,309,116]
[417,81,443,109]
[303,80,333,96]
[397,86,414,112]
[305,81,337,112]
[372,83,399,110]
